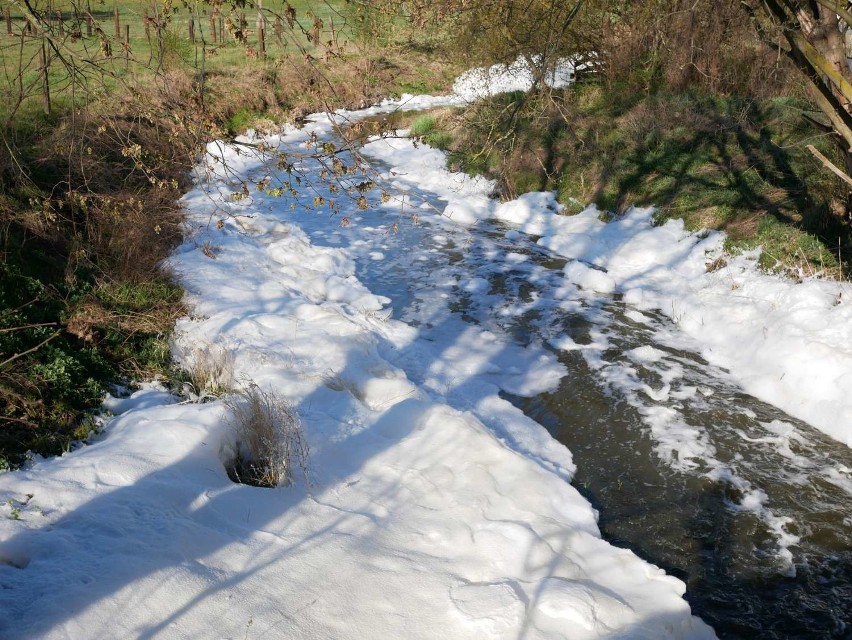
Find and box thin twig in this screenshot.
[0,322,58,334]
[0,329,61,370]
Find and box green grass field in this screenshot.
[0,0,350,125]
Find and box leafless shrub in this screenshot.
[600,0,795,98]
[225,384,309,488]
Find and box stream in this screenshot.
[243,117,852,638]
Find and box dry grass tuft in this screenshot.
[182,343,235,398]
[225,384,309,488]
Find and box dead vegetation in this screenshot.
[224,384,309,488]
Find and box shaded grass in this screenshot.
[0,237,183,467]
[432,84,850,277]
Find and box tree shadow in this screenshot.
[0,381,447,638]
[506,93,851,270]
[9,108,835,639]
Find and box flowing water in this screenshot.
[270,125,852,638]
[507,305,852,639]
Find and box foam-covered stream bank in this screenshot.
[353,117,852,638]
[1,85,851,639]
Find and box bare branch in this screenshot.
[0,322,58,334]
[0,330,62,370]
[807,143,852,186]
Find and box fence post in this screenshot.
[5,8,11,36]
[86,15,93,37]
[209,12,216,43]
[113,6,120,40]
[188,18,194,43]
[330,16,339,52]
[124,24,129,68]
[157,16,164,69]
[256,0,265,58]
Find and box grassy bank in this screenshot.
[419,83,850,278]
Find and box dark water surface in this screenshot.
[505,303,852,639]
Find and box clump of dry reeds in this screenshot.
[179,343,235,399]
[225,384,309,488]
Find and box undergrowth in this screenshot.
[0,95,191,467]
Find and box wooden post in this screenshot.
[144,9,150,39]
[188,18,194,43]
[113,6,120,40]
[219,16,224,42]
[256,1,265,58]
[39,40,51,115]
[86,15,93,37]
[157,19,164,68]
[124,23,129,68]
[209,12,216,43]
[330,16,339,52]
[5,8,11,36]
